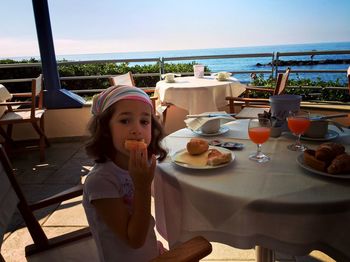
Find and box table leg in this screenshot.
[255,246,274,262]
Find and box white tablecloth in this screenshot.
[154,121,350,261]
[155,76,246,115]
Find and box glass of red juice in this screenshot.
[248,118,271,163]
[287,110,310,151]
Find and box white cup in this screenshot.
[216,72,232,81]
[193,65,204,78]
[163,73,175,83]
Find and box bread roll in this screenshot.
[187,138,209,155]
[327,153,350,175]
[124,139,147,151]
[303,149,327,172]
[207,149,232,166]
[315,142,345,162]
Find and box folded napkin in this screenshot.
[184,111,235,131]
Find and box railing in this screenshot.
[0,50,349,94]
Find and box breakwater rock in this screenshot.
[256,59,350,66]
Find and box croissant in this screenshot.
[303,149,327,172]
[315,142,345,162]
[327,153,350,174]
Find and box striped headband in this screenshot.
[91,85,153,116]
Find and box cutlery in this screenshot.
[186,113,236,118]
[310,113,348,120]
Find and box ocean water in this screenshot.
[9,42,350,84]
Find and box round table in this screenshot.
[155,76,246,115]
[154,120,350,261]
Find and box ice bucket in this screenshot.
[269,94,301,120]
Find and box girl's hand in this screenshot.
[128,146,156,191]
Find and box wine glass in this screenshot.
[287,110,310,151]
[248,118,271,163]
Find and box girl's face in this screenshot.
[109,99,152,159]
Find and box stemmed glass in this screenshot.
[287,110,310,151]
[248,118,271,163]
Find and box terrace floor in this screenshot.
[1,139,335,262]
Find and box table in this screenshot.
[154,120,350,261]
[155,76,246,115]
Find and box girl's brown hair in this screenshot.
[85,105,167,163]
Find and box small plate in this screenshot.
[300,130,339,141]
[192,126,230,137]
[171,146,235,169]
[296,153,350,179]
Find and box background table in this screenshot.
[154,121,350,261]
[155,76,246,115]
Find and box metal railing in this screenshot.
[0,50,349,94]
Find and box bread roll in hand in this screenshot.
[187,138,209,155]
[124,140,147,151]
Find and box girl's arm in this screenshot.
[92,148,156,249]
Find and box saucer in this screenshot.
[300,130,339,141]
[192,126,230,136]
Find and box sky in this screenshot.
[1,0,350,58]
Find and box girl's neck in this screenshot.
[112,153,129,171]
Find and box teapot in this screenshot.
[213,72,232,81]
[161,73,181,83]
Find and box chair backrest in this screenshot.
[0,144,49,249]
[273,67,290,95]
[31,74,44,112]
[0,145,93,260]
[347,66,350,94]
[0,147,18,254]
[109,72,135,86]
[0,84,13,118]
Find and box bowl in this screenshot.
[304,120,328,138]
[200,119,221,134]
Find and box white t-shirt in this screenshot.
[83,160,158,262]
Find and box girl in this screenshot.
[83,85,167,262]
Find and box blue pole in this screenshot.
[32,0,85,108]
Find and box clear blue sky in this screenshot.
[1,0,350,57]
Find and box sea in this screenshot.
[7,41,350,84]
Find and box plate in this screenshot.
[192,126,230,136]
[171,146,235,169]
[296,153,350,179]
[300,130,339,141]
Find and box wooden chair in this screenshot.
[0,145,212,261]
[108,71,135,86]
[226,68,291,114]
[0,75,49,162]
[108,71,158,115]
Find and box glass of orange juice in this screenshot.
[287,110,310,151]
[248,118,271,163]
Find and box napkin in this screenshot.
[184,111,235,131]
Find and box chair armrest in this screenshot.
[25,227,92,256]
[11,92,32,98]
[226,97,269,103]
[150,236,212,262]
[245,87,274,93]
[0,101,31,106]
[141,87,156,94]
[29,184,83,211]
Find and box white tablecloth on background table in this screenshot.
[155,76,247,115]
[154,120,350,261]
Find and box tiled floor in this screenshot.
[1,140,335,261]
